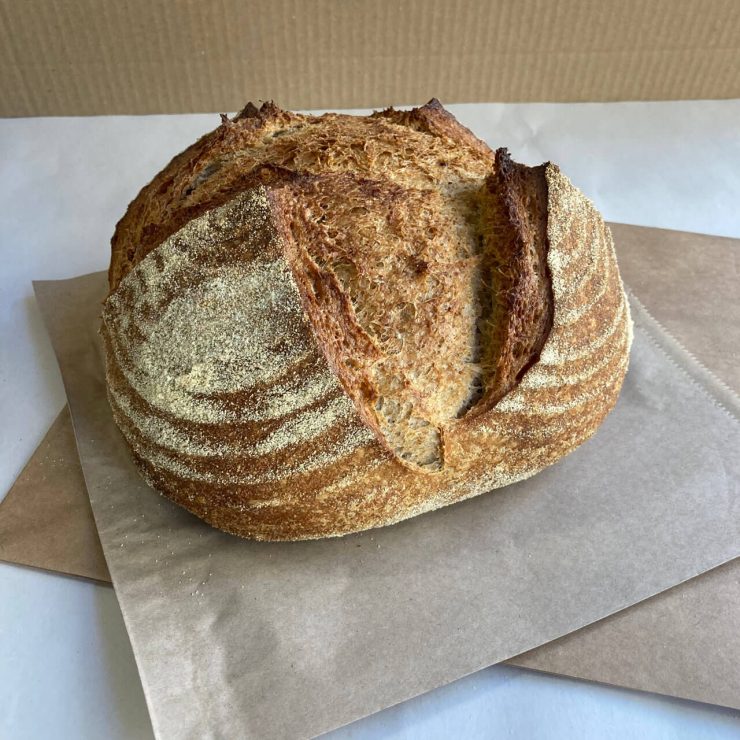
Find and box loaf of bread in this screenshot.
[101,99,632,540]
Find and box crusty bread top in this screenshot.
[103,99,632,540]
[109,100,554,471]
[109,99,493,289]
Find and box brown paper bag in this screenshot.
[0,407,110,583]
[2,223,739,726]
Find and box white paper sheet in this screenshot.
[3,100,740,738]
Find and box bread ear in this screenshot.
[372,98,493,158]
[465,162,632,462]
[468,148,553,414]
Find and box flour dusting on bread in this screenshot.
[102,100,632,540]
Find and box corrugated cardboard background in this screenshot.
[2,0,740,117]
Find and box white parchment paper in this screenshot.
[35,273,740,739]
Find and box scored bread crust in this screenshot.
[102,101,632,540]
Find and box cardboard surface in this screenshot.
[33,266,740,739]
[3,0,740,117]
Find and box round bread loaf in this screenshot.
[102,99,632,540]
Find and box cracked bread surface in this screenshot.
[103,100,632,539]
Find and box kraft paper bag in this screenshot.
[30,234,740,738]
[4,223,739,725]
[513,222,740,708]
[0,407,110,583]
[3,404,739,714]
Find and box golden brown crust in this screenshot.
[108,99,494,292]
[103,102,632,540]
[371,98,494,160]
